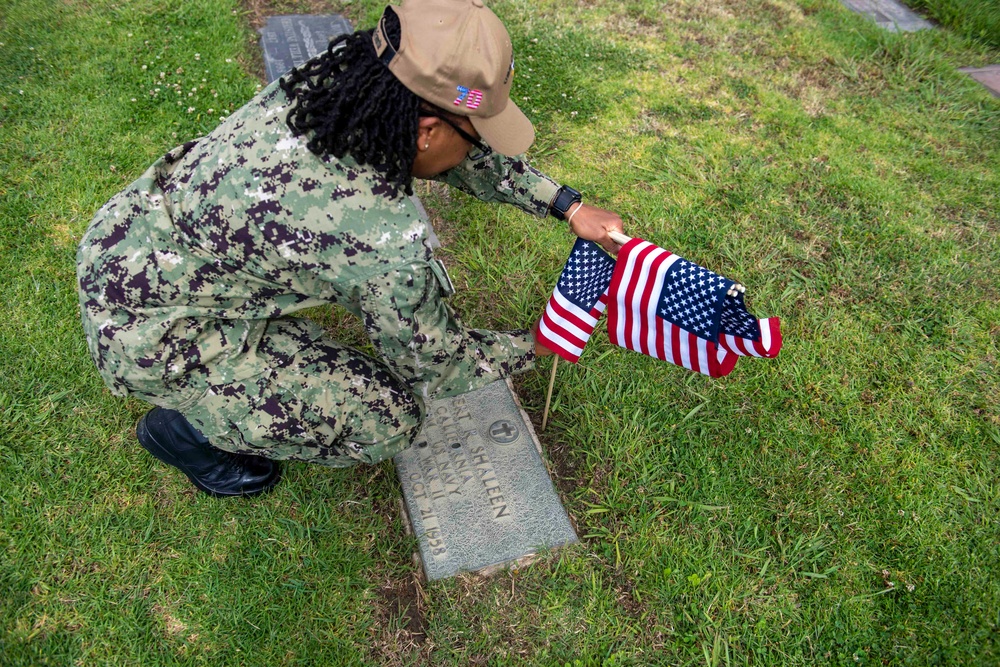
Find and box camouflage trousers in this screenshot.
[181,318,424,467]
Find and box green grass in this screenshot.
[2,0,999,664]
[905,0,1000,49]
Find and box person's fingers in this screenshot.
[602,226,624,254]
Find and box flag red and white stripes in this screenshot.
[719,317,782,358]
[605,238,781,377]
[536,285,608,363]
[535,238,617,364]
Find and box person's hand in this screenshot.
[566,203,625,254]
[532,319,555,357]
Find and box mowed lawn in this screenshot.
[1,0,998,664]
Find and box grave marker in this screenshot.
[959,66,1000,98]
[259,15,353,84]
[394,379,578,580]
[840,0,933,32]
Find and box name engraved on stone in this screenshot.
[259,15,353,84]
[469,445,511,521]
[394,380,578,580]
[406,397,514,552]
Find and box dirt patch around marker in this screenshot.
[510,376,586,496]
[369,574,430,664]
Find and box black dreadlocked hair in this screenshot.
[279,12,420,197]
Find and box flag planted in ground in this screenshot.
[536,238,617,363]
[605,238,781,377]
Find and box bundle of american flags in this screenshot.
[537,237,782,377]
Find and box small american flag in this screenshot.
[606,238,781,377]
[536,238,616,363]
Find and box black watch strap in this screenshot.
[550,185,582,221]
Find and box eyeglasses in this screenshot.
[419,110,492,160]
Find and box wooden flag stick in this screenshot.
[541,355,558,431]
[607,230,744,295]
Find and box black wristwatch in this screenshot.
[549,185,582,221]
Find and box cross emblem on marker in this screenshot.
[489,420,519,444]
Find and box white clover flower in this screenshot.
[187,106,195,113]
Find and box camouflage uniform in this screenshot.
[77,79,561,467]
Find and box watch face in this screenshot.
[555,187,581,216]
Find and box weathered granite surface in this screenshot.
[395,379,578,580]
[959,66,1000,98]
[840,0,933,32]
[259,14,353,83]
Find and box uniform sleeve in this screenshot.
[357,262,536,403]
[433,152,561,218]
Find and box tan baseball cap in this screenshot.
[372,0,534,156]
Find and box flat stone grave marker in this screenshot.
[840,0,933,32]
[959,66,1000,98]
[394,379,578,580]
[259,15,353,83]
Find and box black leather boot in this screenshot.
[136,407,281,497]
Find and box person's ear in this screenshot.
[416,116,440,152]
